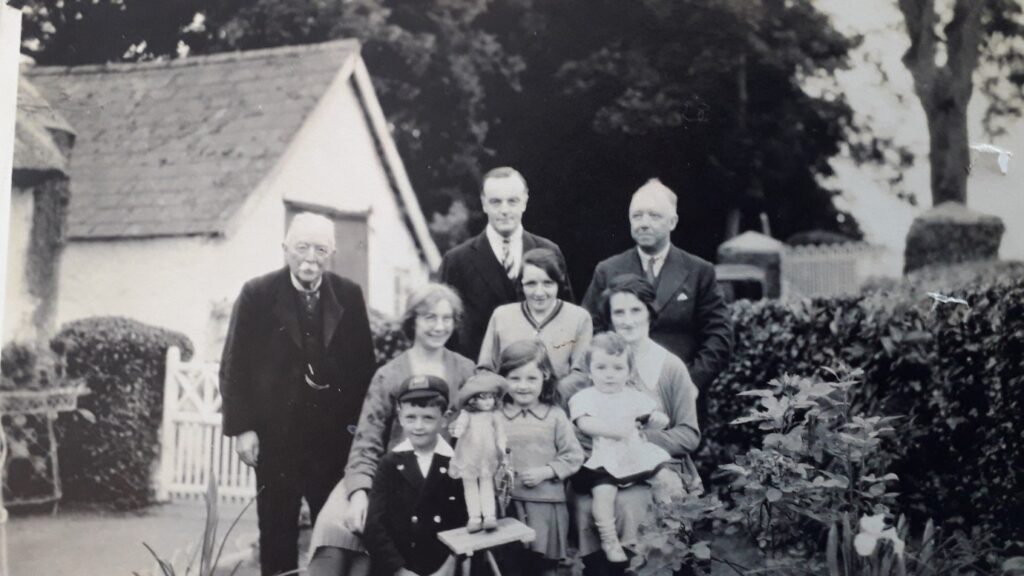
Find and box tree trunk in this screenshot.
[924,101,969,204]
[898,0,983,206]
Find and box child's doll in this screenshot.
[498,339,584,576]
[568,333,684,563]
[449,372,508,533]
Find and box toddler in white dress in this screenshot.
[569,333,683,562]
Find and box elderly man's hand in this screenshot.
[235,431,259,467]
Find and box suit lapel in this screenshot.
[272,270,303,349]
[417,454,449,509]
[396,452,426,492]
[468,232,514,300]
[654,246,692,312]
[319,277,345,347]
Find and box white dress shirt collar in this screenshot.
[290,273,322,293]
[392,437,454,476]
[637,244,671,278]
[486,224,524,277]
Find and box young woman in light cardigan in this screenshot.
[307,283,476,576]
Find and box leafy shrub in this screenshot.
[53,316,193,509]
[0,340,66,391]
[705,271,1024,546]
[720,371,899,553]
[369,309,410,367]
[903,203,1004,273]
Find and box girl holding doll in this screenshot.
[497,339,584,576]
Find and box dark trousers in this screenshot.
[255,441,343,576]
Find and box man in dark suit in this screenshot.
[582,178,733,395]
[220,212,376,576]
[438,167,573,361]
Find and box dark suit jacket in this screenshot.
[438,230,573,360]
[581,245,733,391]
[364,450,468,576]
[219,267,375,470]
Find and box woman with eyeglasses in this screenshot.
[308,283,476,576]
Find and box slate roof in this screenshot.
[24,40,360,239]
[14,77,73,175]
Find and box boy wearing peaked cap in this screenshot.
[363,375,468,576]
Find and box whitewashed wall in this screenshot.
[3,188,36,342]
[277,67,431,316]
[55,59,430,358]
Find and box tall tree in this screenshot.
[17,0,877,275]
[897,0,1024,205]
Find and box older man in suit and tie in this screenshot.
[439,167,573,361]
[220,212,376,576]
[582,178,733,397]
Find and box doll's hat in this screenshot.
[458,372,507,408]
[397,375,450,404]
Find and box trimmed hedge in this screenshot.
[704,268,1024,544]
[53,317,193,509]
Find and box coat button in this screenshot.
[397,464,405,471]
[434,515,442,524]
[411,515,418,523]
[440,467,447,474]
[411,542,416,548]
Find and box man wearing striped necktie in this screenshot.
[439,167,574,361]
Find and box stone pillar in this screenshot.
[717,231,784,299]
[903,202,1005,274]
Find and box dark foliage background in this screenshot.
[51,317,193,509]
[16,0,879,291]
[703,263,1024,545]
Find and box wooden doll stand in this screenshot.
[438,518,535,575]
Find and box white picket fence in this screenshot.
[781,243,886,299]
[156,346,257,502]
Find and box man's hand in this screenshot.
[519,466,556,488]
[343,489,369,534]
[235,431,259,467]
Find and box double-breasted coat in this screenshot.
[363,443,468,576]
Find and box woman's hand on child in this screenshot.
[646,411,670,430]
[342,489,370,533]
[520,466,556,487]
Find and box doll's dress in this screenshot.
[449,411,502,480]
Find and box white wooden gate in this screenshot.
[156,347,257,502]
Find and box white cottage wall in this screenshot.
[3,188,37,342]
[56,57,431,357]
[275,67,430,318]
[55,185,285,359]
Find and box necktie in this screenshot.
[644,255,658,286]
[301,290,319,315]
[502,237,515,279]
